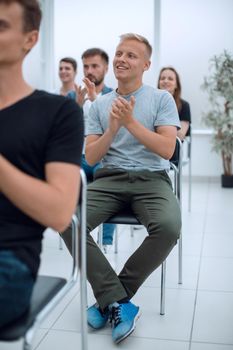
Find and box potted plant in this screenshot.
[201,50,233,187]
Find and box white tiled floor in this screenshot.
[1,179,233,350]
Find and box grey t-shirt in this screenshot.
[86,84,180,171]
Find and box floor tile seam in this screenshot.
[194,289,233,295]
[43,327,82,334]
[177,253,203,257]
[112,253,201,258]
[34,329,50,350]
[37,327,232,347]
[41,289,80,332]
[121,334,190,343]
[191,340,233,346]
[86,331,191,343]
[141,285,197,292]
[188,178,211,350]
[203,232,233,236]
[41,328,192,344]
[201,255,233,260]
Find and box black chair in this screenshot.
[98,138,183,315]
[0,169,88,350]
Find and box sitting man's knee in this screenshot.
[149,216,181,242]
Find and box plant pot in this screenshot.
[221,174,233,188]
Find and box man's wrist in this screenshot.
[123,115,136,128]
[106,127,118,139]
[89,93,97,102]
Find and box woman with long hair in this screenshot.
[158,67,191,140]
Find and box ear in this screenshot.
[143,60,151,72]
[23,30,39,53]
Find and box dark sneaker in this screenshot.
[110,301,141,343]
[87,303,110,329]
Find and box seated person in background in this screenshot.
[0,0,84,329]
[158,66,191,140]
[77,48,116,249]
[58,56,78,98]
[78,48,113,179]
[62,33,181,344]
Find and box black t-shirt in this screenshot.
[179,99,191,136]
[0,90,84,277]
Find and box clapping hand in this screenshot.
[75,84,87,107]
[111,96,135,126]
[83,77,97,102]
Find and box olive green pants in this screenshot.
[61,168,181,310]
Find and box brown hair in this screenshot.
[158,66,182,111]
[60,57,78,72]
[0,0,42,32]
[81,48,109,65]
[119,33,152,59]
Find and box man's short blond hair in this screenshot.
[119,33,152,59]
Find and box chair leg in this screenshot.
[97,224,103,250]
[160,260,166,315]
[114,225,118,254]
[188,158,192,212]
[79,221,88,350]
[78,171,88,350]
[23,326,35,350]
[130,225,134,237]
[23,340,31,350]
[59,235,63,250]
[178,232,183,284]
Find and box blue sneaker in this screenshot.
[110,301,141,343]
[87,303,110,329]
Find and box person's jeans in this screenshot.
[0,250,34,328]
[81,155,115,244]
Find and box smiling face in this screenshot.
[59,61,76,84]
[113,39,150,86]
[158,69,177,95]
[0,2,38,67]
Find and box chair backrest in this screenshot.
[170,137,182,167]
[169,137,182,208]
[179,125,192,211]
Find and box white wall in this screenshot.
[158,0,233,177]
[160,0,233,129]
[23,0,54,90]
[183,133,222,177]
[53,0,155,90]
[23,41,43,88]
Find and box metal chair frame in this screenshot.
[182,125,192,212]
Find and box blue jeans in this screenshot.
[82,155,115,244]
[0,250,34,328]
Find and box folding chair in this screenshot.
[182,124,192,211]
[0,169,88,350]
[98,138,183,315]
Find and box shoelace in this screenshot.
[110,304,122,327]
